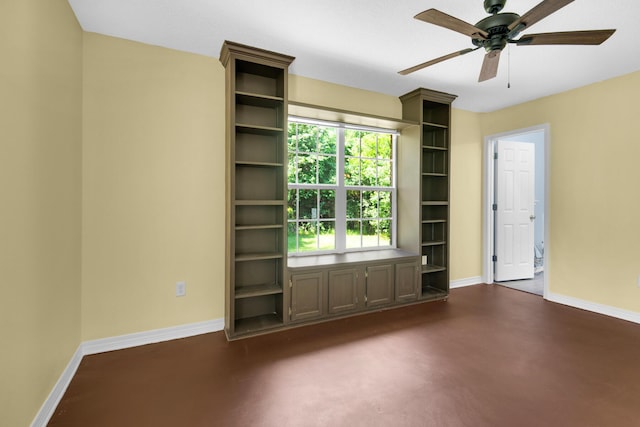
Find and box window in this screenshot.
[287,118,396,254]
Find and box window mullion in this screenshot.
[335,127,346,253]
[392,134,398,247]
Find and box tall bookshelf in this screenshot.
[399,88,457,300]
[220,41,295,339]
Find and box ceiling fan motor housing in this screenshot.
[484,0,506,14]
[473,12,520,51]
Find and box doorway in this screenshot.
[482,125,549,298]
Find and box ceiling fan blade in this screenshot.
[415,9,488,39]
[478,50,501,82]
[515,29,616,45]
[508,0,575,32]
[398,48,476,76]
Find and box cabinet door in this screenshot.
[395,261,419,302]
[328,268,359,314]
[366,264,394,307]
[290,272,324,321]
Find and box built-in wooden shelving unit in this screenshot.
[399,88,457,301]
[220,41,295,339]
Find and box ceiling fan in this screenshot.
[399,0,616,82]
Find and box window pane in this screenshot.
[378,160,392,187]
[288,189,297,220]
[378,134,393,160]
[361,159,376,186]
[379,219,391,246]
[288,124,297,152]
[344,130,361,157]
[287,222,297,252]
[344,157,360,185]
[298,154,316,184]
[288,153,296,183]
[362,220,378,247]
[320,190,335,219]
[298,221,317,252]
[318,127,337,154]
[346,190,360,219]
[319,221,335,250]
[379,191,391,218]
[299,189,317,219]
[362,191,377,219]
[318,155,336,184]
[297,124,317,153]
[346,220,362,249]
[361,133,377,158]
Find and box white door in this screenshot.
[495,140,535,281]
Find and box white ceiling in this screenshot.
[68,0,640,112]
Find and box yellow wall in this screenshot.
[289,74,403,119]
[0,1,83,425]
[81,33,225,340]
[481,71,640,311]
[450,109,484,280]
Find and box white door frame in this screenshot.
[482,124,550,298]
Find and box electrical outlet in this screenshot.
[176,281,186,297]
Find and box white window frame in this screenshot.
[288,116,398,256]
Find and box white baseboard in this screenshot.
[31,318,225,427]
[82,318,224,355]
[30,346,83,427]
[546,292,640,325]
[450,276,483,289]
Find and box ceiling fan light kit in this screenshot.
[400,0,616,82]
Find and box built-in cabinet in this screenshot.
[288,250,421,325]
[399,88,456,301]
[290,271,323,322]
[395,261,420,302]
[366,264,395,307]
[221,43,456,340]
[220,41,295,339]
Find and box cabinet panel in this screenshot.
[421,271,448,300]
[422,101,450,126]
[235,258,282,292]
[235,205,283,228]
[421,175,449,201]
[421,244,447,270]
[234,294,283,335]
[422,126,448,148]
[328,268,359,314]
[366,264,394,307]
[422,149,448,175]
[422,205,448,222]
[235,60,285,98]
[291,272,324,321]
[236,130,282,165]
[395,261,419,302]
[235,165,284,201]
[235,228,282,257]
[422,222,446,244]
[235,103,278,128]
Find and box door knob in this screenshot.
[530,215,536,221]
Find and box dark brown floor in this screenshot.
[49,285,640,427]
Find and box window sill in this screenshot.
[287,248,419,270]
